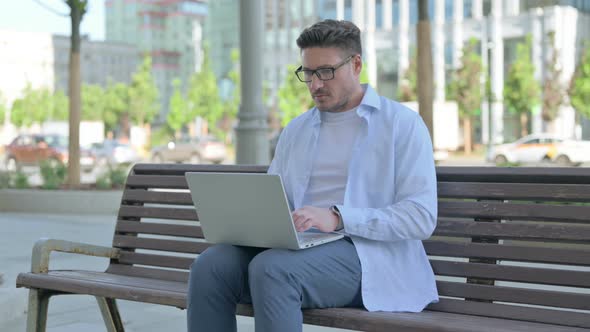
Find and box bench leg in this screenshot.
[96,297,125,332]
[26,289,51,332]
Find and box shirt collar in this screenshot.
[310,84,380,126]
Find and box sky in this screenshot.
[0,0,105,40]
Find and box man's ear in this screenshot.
[354,55,363,76]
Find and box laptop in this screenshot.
[185,172,344,250]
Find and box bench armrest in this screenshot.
[31,238,120,273]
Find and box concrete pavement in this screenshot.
[0,212,352,332]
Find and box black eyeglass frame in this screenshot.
[294,55,355,83]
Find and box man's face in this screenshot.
[300,47,360,112]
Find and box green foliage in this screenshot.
[0,171,11,188]
[569,44,590,119]
[503,35,541,116]
[0,92,7,124]
[187,45,224,137]
[278,64,314,127]
[82,84,106,121]
[150,125,174,149]
[14,171,30,189]
[449,39,483,118]
[95,166,127,189]
[397,51,417,102]
[542,32,566,122]
[103,81,129,134]
[10,84,67,127]
[128,56,159,126]
[225,49,241,121]
[167,79,189,133]
[39,160,67,190]
[360,62,370,84]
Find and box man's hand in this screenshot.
[292,206,340,233]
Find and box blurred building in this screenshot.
[0,30,137,145]
[206,0,590,145]
[105,0,208,123]
[52,35,137,94]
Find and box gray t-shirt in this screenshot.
[301,107,364,208]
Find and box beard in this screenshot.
[314,94,350,113]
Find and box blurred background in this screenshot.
[1,0,590,189]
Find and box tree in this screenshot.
[503,35,540,138]
[569,44,590,121]
[167,79,189,135]
[542,32,566,128]
[417,0,434,141]
[187,45,223,138]
[81,84,105,121]
[52,90,69,121]
[65,0,88,186]
[128,56,159,147]
[103,81,129,136]
[0,92,6,124]
[449,39,483,154]
[219,49,241,141]
[277,64,314,127]
[397,51,417,102]
[10,84,57,126]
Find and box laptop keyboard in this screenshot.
[298,232,336,244]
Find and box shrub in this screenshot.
[95,165,128,189]
[0,171,12,188]
[14,171,30,189]
[40,160,67,189]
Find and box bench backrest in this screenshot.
[108,164,590,328]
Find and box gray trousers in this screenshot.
[186,238,363,332]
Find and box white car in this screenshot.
[487,133,590,166]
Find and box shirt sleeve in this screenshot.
[336,114,438,242]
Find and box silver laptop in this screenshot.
[185,172,344,250]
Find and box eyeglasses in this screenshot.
[294,55,354,83]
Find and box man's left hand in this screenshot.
[292,206,339,233]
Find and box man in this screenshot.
[187,19,438,332]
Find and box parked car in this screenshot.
[151,136,227,164]
[551,139,590,166]
[487,133,590,166]
[4,134,95,172]
[91,139,140,168]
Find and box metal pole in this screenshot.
[236,0,269,165]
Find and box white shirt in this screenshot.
[268,85,439,312]
[301,107,363,208]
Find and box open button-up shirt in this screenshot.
[268,85,439,312]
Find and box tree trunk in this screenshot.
[417,0,434,145]
[520,113,528,137]
[66,3,83,187]
[463,117,472,154]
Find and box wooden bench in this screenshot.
[17,163,590,331]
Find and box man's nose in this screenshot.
[308,73,324,90]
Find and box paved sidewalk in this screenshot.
[0,212,352,332]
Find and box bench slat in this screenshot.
[439,201,590,223]
[106,264,189,283]
[436,281,590,310]
[431,260,590,287]
[424,240,590,266]
[126,175,188,189]
[116,220,204,239]
[16,271,187,308]
[118,206,198,221]
[438,182,590,202]
[118,251,194,270]
[122,189,193,205]
[427,297,590,329]
[436,166,590,184]
[113,235,210,254]
[433,219,590,242]
[131,163,267,176]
